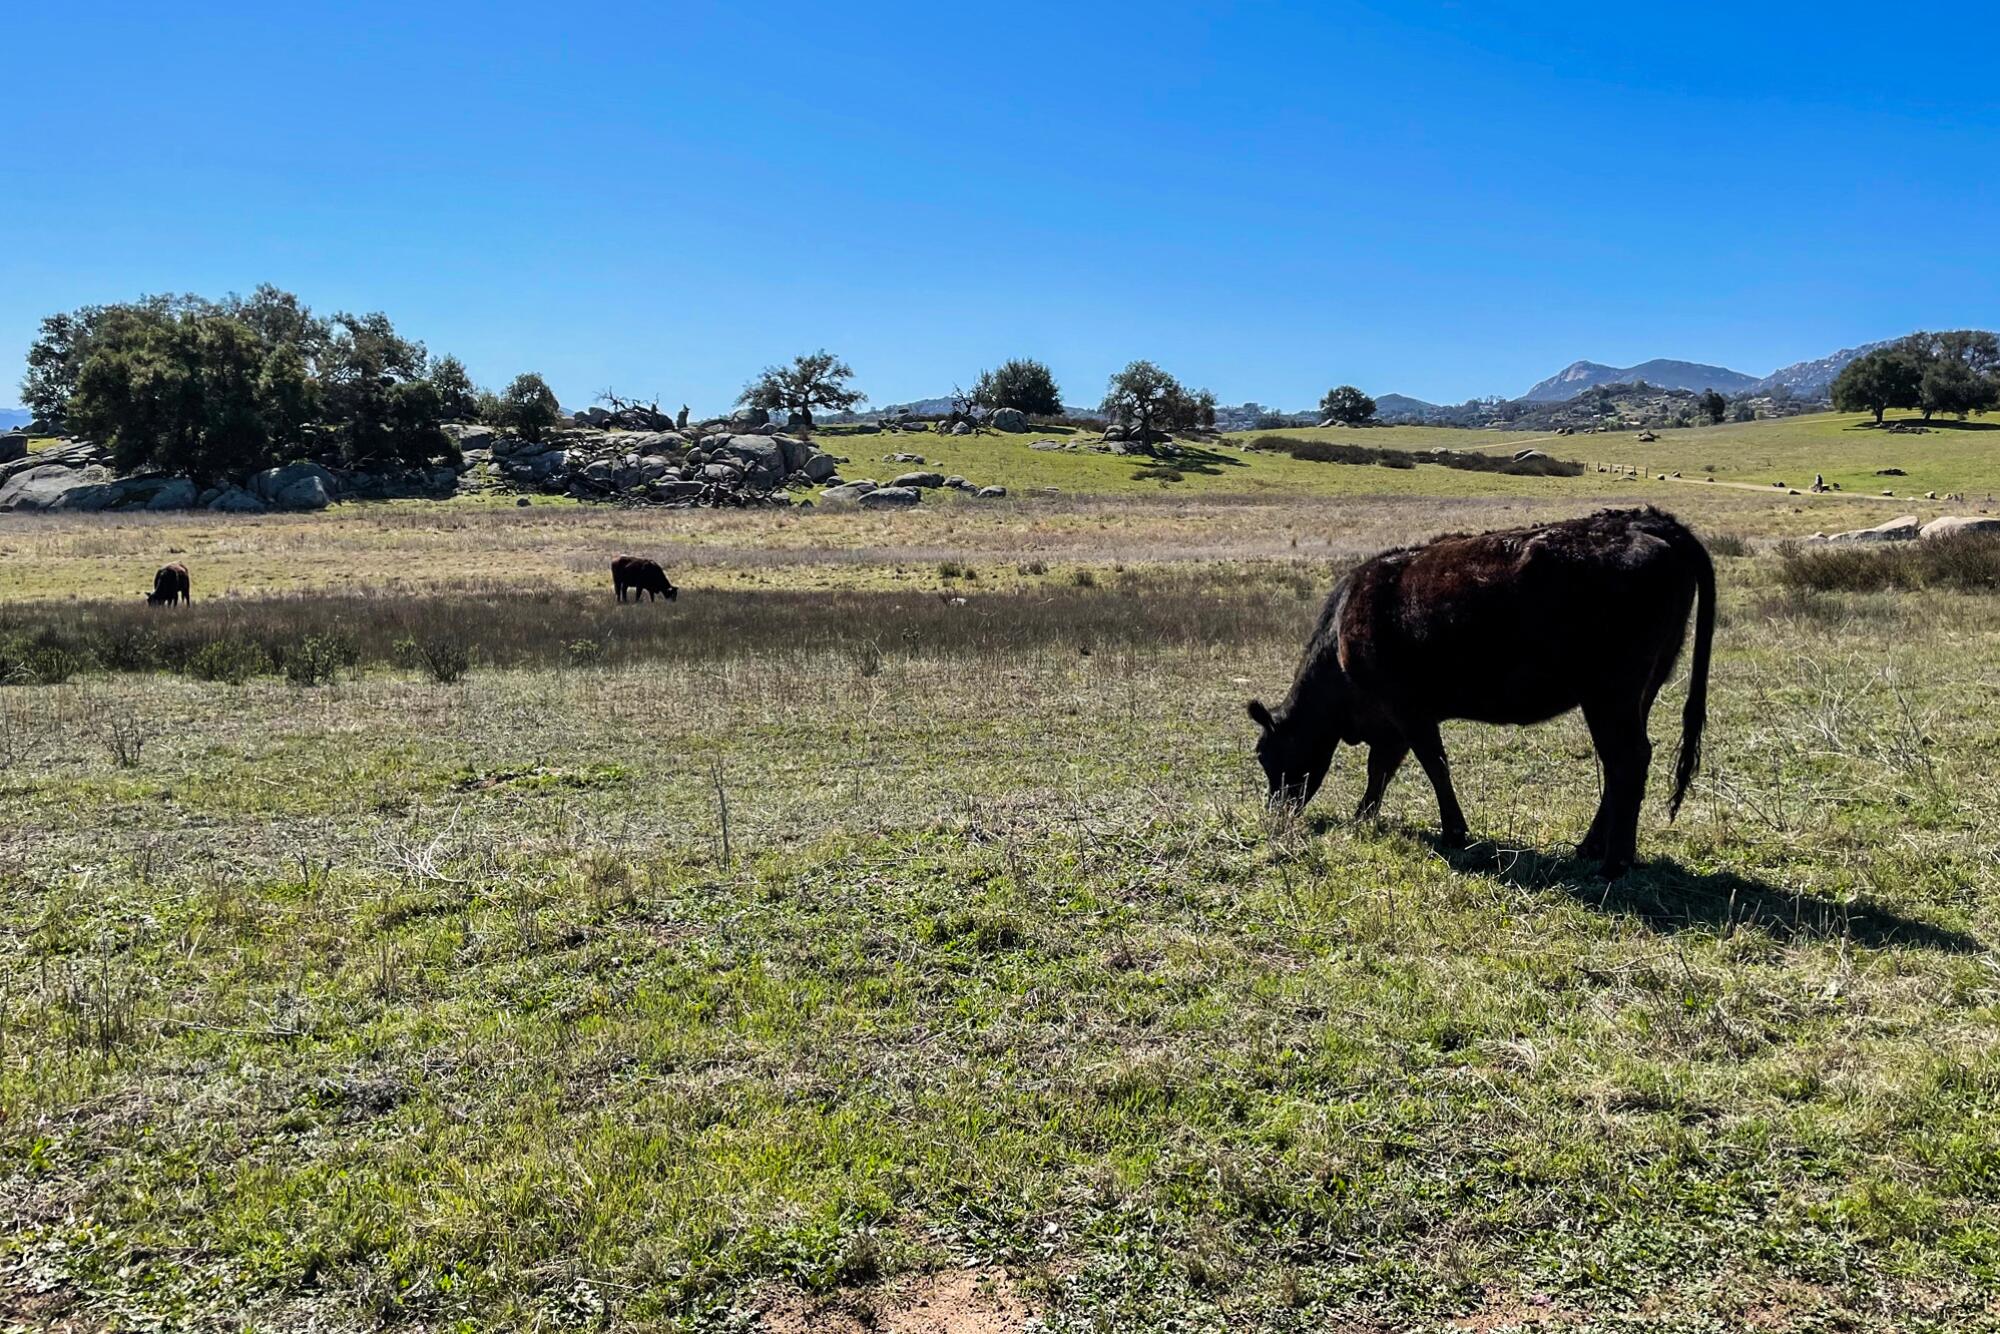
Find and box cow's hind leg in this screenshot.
[1581,700,1651,877]
[1355,742,1408,820]
[1407,724,1467,848]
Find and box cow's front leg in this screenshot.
[1408,724,1468,848]
[1355,742,1408,820]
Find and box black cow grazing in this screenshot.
[146,562,191,607]
[1247,507,1715,877]
[611,555,678,603]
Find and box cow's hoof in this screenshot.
[1599,859,1632,880]
[1439,826,1468,850]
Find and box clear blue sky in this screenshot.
[4,2,1996,414]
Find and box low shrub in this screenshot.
[0,638,28,686]
[187,639,269,685]
[95,713,153,768]
[1707,533,1750,559]
[1776,534,2000,594]
[91,625,163,673]
[396,634,473,685]
[1248,435,1583,477]
[27,645,87,686]
[0,582,1316,678]
[284,634,353,687]
[564,638,607,669]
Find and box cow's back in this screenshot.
[1340,511,1699,725]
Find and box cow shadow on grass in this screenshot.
[1419,836,1983,953]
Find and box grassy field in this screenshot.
[837,409,2000,508]
[1232,410,2000,502]
[5,435,2000,1331]
[0,486,1946,605]
[8,411,1995,604]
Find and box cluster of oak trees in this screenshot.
[21,286,559,480]
[1832,331,2000,424]
[23,287,1410,483]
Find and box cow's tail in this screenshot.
[1667,531,1716,822]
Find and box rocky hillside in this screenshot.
[1521,359,1761,402]
[1750,341,1892,397]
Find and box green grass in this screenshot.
[814,410,2000,519]
[4,553,2000,1330]
[1243,410,2000,502]
[819,423,1589,499]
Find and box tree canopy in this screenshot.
[1913,330,2000,420]
[1831,332,2000,423]
[1101,362,1216,439]
[429,355,480,422]
[497,373,561,442]
[737,350,862,425]
[24,285,468,479]
[972,358,1063,417]
[1831,346,1923,423]
[1319,385,1377,425]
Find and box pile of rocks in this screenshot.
[1029,434,1182,457]
[1811,514,2000,543]
[0,419,990,515]
[0,441,460,514]
[820,472,1008,506]
[465,422,843,506]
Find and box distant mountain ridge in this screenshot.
[1373,393,1437,420]
[0,408,29,431]
[1750,341,1892,397]
[1521,359,1761,402]
[1520,339,1905,403]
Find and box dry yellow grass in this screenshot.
[0,486,1922,603]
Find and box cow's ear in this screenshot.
[1246,699,1274,731]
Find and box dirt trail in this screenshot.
[1651,474,1930,504]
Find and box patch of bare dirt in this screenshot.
[1448,1286,1575,1331]
[757,1267,1035,1333]
[1,1281,104,1332]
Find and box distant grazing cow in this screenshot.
[611,555,678,603]
[146,562,190,607]
[1247,507,1715,877]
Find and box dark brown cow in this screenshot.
[611,555,678,603]
[146,562,191,607]
[1247,507,1715,876]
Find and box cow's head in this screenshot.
[664,582,679,601]
[1246,698,1334,811]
